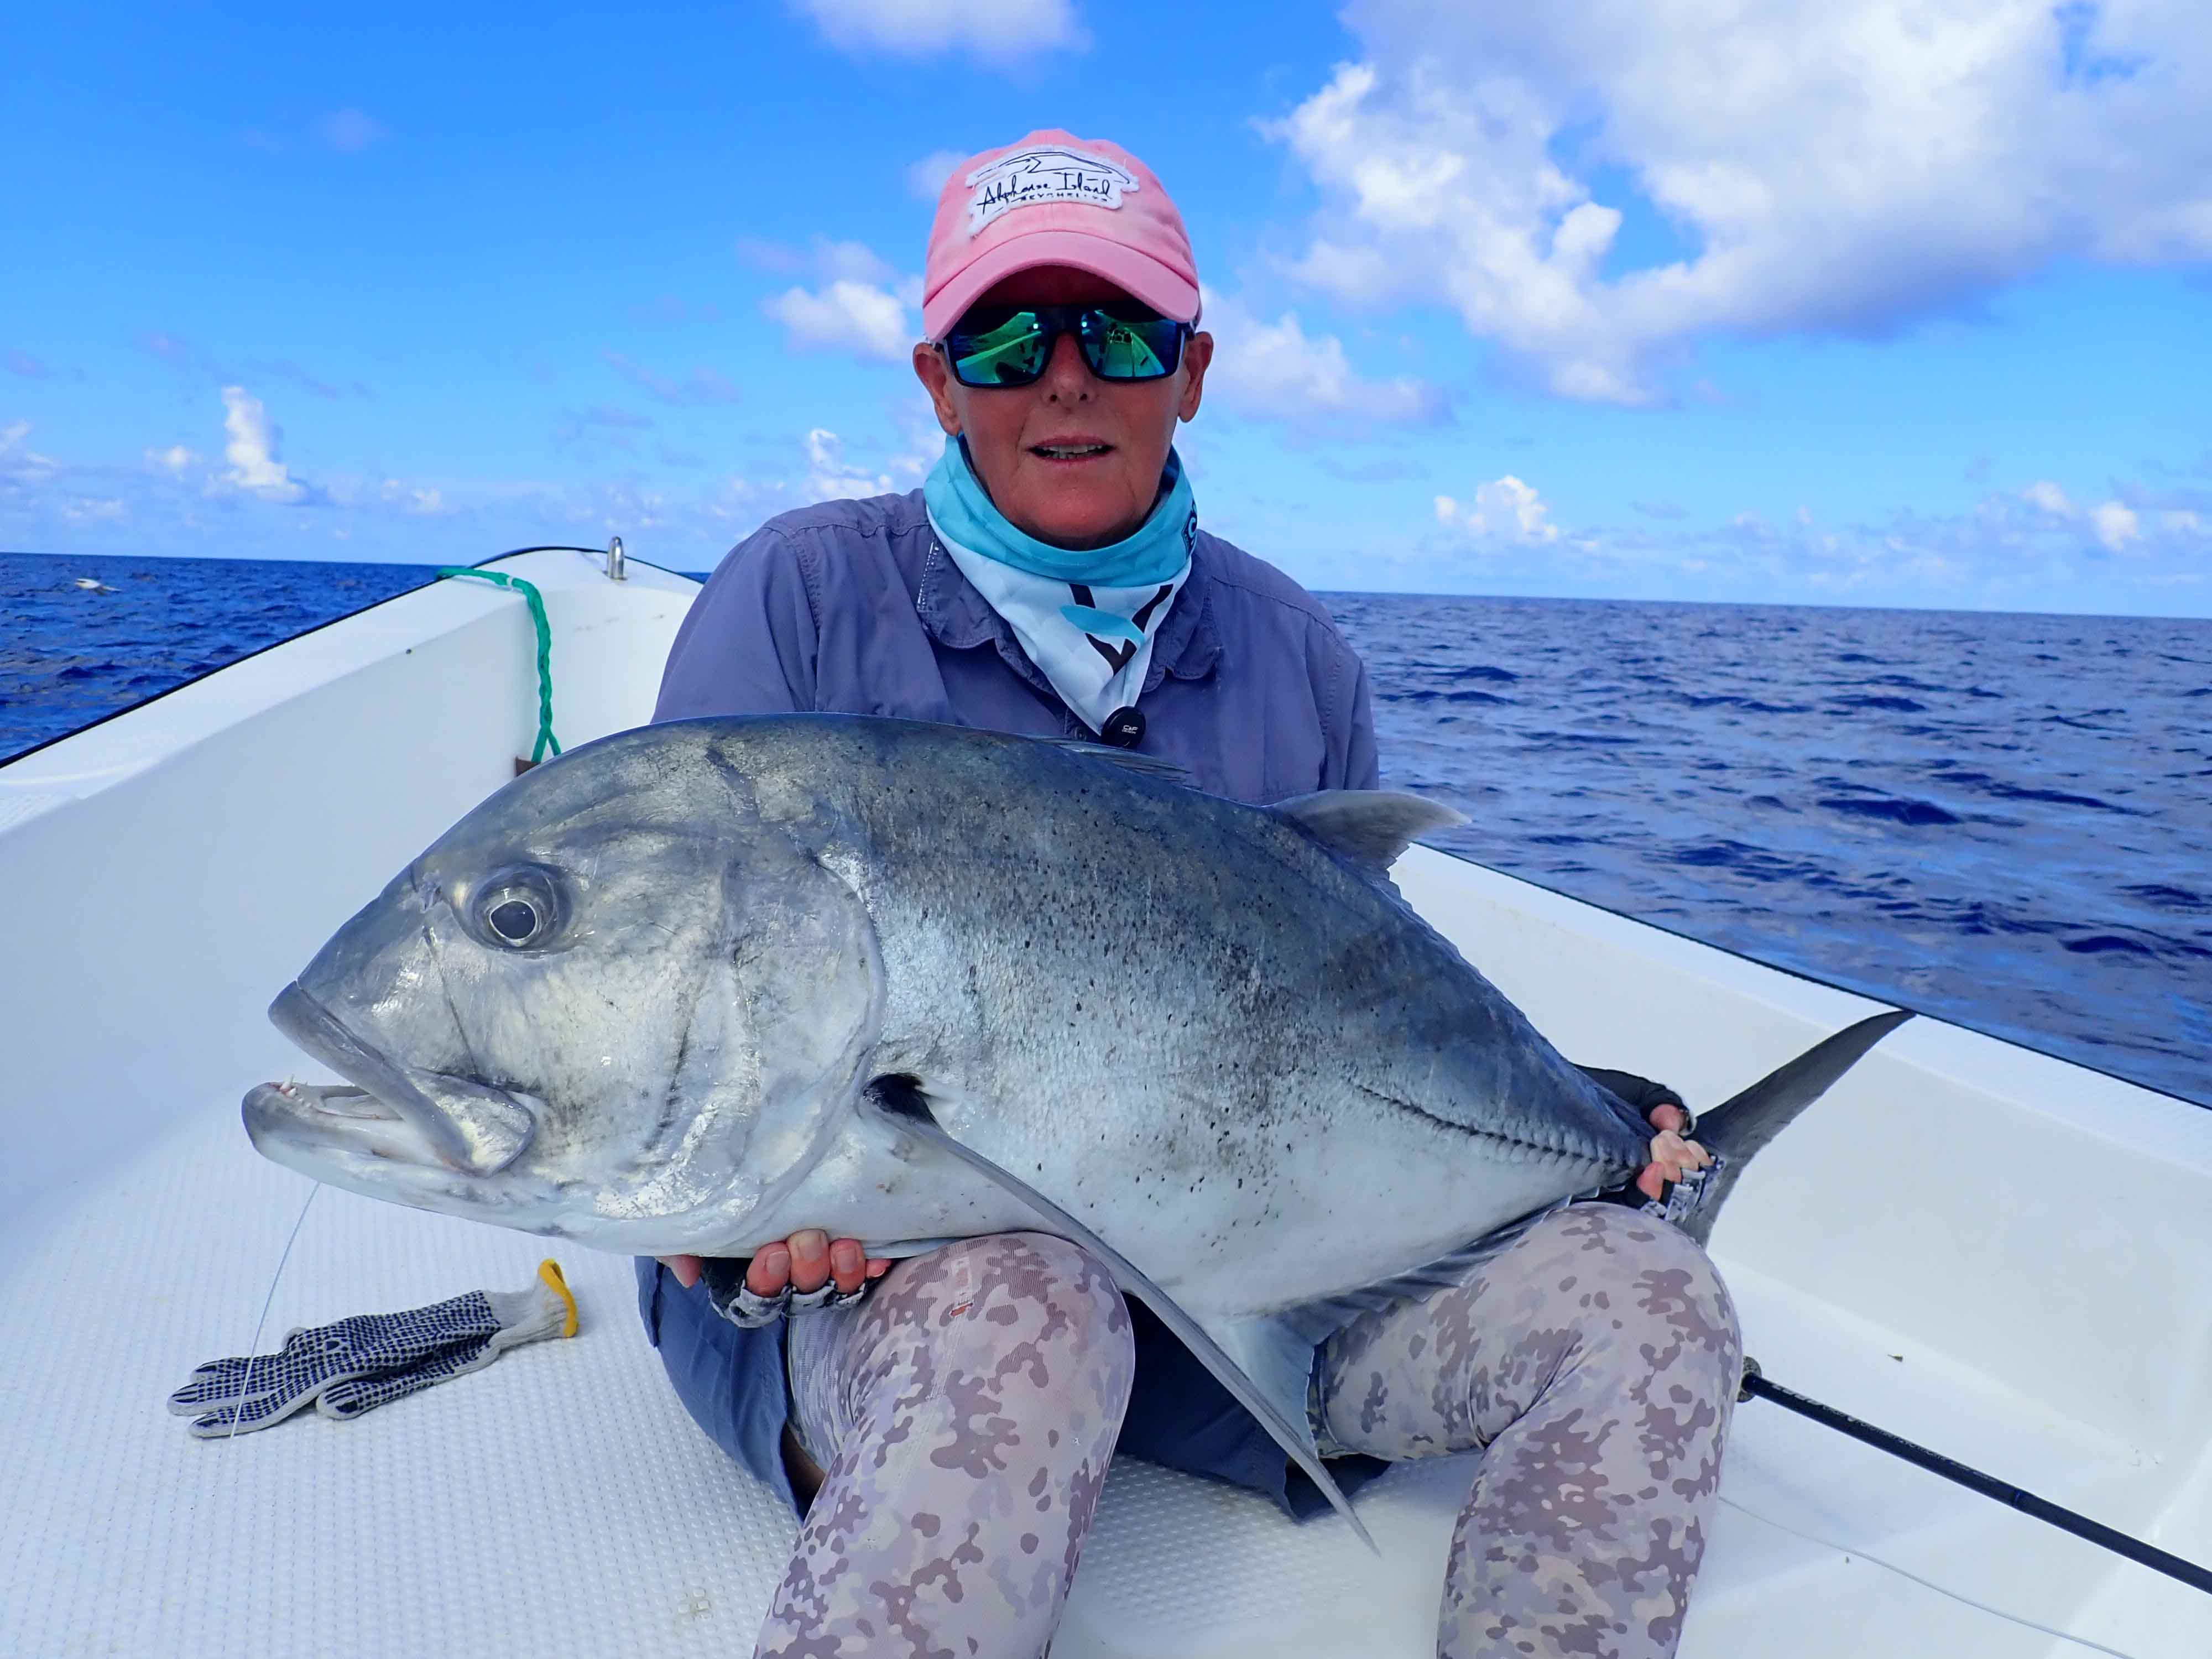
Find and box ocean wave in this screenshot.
[1829,693,1928,713]
[2121,882,2206,911]
[1817,795,1961,826]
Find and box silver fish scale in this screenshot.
[723,717,1655,1313]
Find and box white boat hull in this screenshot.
[3,549,2206,1657]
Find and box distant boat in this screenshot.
[0,545,2205,1658]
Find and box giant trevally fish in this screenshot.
[243,714,1906,1538]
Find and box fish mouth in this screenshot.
[251,982,539,1176]
[242,1079,452,1172]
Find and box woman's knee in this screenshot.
[871,1232,1135,1408]
[1544,1204,1741,1381]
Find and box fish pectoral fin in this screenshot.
[1271,790,1467,880]
[862,1079,1377,1553]
[1198,1310,1332,1461]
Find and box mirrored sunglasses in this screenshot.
[941,302,1189,389]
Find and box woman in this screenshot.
[636,131,1733,1659]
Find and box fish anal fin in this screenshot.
[863,1079,1377,1552]
[1273,790,1467,879]
[1272,1210,1559,1350]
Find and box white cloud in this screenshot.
[740,236,904,289]
[735,237,811,277]
[881,400,947,486]
[378,479,447,515]
[765,279,914,363]
[801,429,895,502]
[818,239,898,285]
[220,386,312,503]
[2092,499,2141,551]
[907,148,967,200]
[1435,476,1559,543]
[145,445,198,477]
[1199,288,1447,426]
[791,0,1084,61]
[317,108,387,153]
[1,419,55,477]
[2023,482,2150,550]
[1266,2,2212,404]
[604,352,741,405]
[743,239,922,360]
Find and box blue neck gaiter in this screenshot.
[923,436,1195,586]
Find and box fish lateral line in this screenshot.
[1349,1080,1631,1171]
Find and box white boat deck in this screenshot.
[3,550,2207,1657]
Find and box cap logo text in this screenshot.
[966,145,1138,233]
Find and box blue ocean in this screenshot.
[4,550,2207,1108]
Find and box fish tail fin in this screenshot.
[1668,1009,1913,1245]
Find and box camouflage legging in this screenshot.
[761,1207,1738,1659]
[1318,1202,1741,1658]
[762,1232,1135,1658]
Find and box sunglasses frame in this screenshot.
[938,302,1191,389]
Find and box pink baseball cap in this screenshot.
[921,130,1200,340]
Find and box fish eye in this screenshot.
[471,867,564,951]
[489,897,543,943]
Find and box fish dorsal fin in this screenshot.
[1272,790,1467,878]
[863,1078,1377,1552]
[1030,737,1194,787]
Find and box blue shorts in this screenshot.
[633,1256,800,1511]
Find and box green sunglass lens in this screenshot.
[1088,319,1173,379]
[950,312,1048,385]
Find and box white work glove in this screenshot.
[168,1260,577,1437]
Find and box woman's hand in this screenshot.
[658,1230,891,1297]
[1635,1102,1713,1202]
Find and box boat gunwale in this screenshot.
[0,545,702,773]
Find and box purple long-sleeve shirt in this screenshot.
[636,486,1384,1519]
[651,486,1379,797]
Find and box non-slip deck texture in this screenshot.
[2,1103,797,1658]
[2,1096,1467,1658]
[4,1097,2198,1658]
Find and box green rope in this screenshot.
[435,567,562,764]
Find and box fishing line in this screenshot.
[220,1178,322,1444]
[1718,1496,2141,1659]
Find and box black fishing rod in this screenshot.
[1740,1358,2212,1597]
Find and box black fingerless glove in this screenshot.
[1574,1065,1693,1135]
[696,1258,874,1329]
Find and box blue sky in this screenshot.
[3,1,2208,614]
